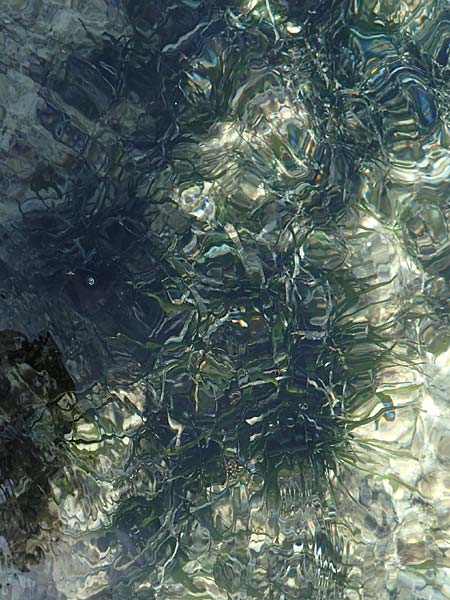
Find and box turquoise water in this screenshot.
[0,0,450,598]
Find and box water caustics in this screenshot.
[1,0,450,599]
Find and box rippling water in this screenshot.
[1,0,450,598]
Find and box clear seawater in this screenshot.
[1,0,450,598]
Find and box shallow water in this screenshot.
[1,0,450,598]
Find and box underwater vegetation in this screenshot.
[1,0,450,599]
